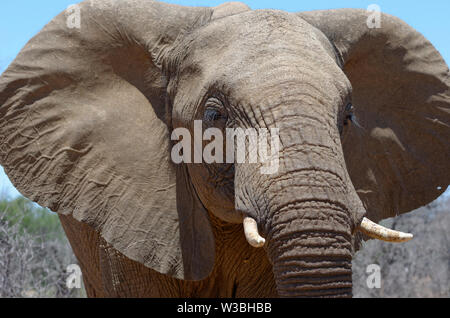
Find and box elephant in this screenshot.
[0,0,449,298]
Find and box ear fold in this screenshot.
[299,9,450,223]
[0,0,248,281]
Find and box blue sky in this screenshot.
[0,0,449,73]
[0,0,449,199]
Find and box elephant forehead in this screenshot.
[181,10,327,62]
[173,10,343,90]
[214,9,315,38]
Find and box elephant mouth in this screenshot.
[242,216,413,248]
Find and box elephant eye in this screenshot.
[340,103,355,136]
[203,96,228,126]
[343,103,354,126]
[204,108,223,122]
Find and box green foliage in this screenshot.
[0,196,85,298]
[0,197,64,241]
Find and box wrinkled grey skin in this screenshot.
[0,1,449,297]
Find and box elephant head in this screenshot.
[0,0,449,297]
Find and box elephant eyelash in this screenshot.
[203,94,230,123]
[205,97,224,108]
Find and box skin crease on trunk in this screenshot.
[0,1,449,299]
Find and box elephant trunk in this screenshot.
[233,109,359,296]
[233,72,362,297]
[236,155,358,297]
[266,201,354,298]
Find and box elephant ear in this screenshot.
[0,0,248,280]
[299,9,450,223]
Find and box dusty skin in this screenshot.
[0,0,449,297]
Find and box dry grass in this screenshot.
[353,196,450,298]
[0,201,85,298]
[1,194,448,298]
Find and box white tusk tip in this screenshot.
[249,237,266,248]
[243,217,266,248]
[399,233,414,242]
[359,217,414,243]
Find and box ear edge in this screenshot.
[299,9,450,223]
[0,0,219,281]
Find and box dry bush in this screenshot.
[1,193,448,298]
[0,201,85,298]
[353,196,450,298]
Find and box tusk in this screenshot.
[243,217,266,248]
[358,217,413,243]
